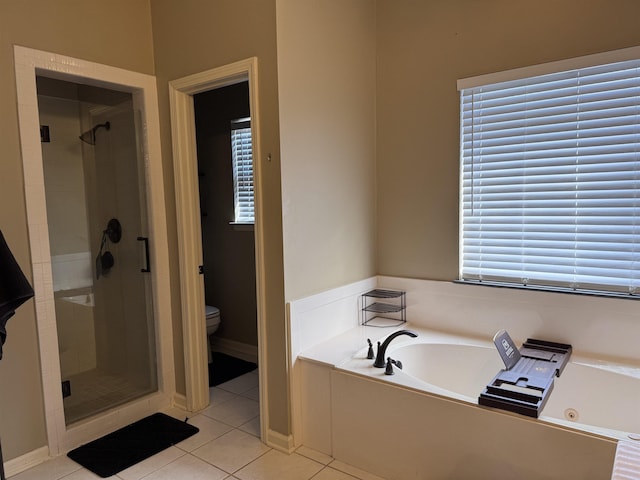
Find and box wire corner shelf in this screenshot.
[360,288,406,327]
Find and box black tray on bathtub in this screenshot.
[478,335,572,418]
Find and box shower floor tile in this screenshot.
[62,368,155,424]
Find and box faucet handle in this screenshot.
[385,357,403,375]
[385,357,395,375]
[366,339,374,359]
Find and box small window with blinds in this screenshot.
[231,118,254,224]
[459,55,640,296]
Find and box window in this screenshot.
[230,117,254,224]
[459,53,640,296]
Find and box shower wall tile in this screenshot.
[50,254,92,291]
[14,69,38,108]
[41,262,54,303]
[37,315,60,380]
[24,186,47,227]
[31,262,44,299]
[27,223,50,265]
[19,148,44,192]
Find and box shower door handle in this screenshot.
[137,236,151,273]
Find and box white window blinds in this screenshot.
[460,58,640,295]
[231,118,254,224]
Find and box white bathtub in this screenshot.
[339,328,640,441]
[389,341,640,437]
[298,325,628,478]
[394,343,503,401]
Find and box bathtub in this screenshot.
[340,328,640,440]
[298,324,634,478]
[384,340,640,438]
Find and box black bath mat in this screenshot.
[67,413,198,478]
[209,352,257,387]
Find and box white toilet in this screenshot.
[205,305,221,364]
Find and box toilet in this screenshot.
[205,305,221,364]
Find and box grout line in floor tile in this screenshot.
[13,369,385,480]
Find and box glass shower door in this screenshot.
[38,79,157,425]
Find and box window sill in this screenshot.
[454,279,640,301]
[229,222,254,232]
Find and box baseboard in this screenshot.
[172,392,187,411]
[212,337,258,364]
[266,428,295,453]
[4,445,49,477]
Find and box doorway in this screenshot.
[194,82,258,376]
[37,77,157,425]
[14,46,174,456]
[168,58,267,439]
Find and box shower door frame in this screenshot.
[14,46,175,457]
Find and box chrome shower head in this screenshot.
[79,121,110,145]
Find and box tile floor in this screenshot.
[9,369,386,480]
[63,369,154,425]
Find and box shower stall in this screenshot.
[37,76,157,425]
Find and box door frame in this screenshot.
[13,46,175,457]
[168,58,267,438]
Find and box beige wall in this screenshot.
[5,0,640,465]
[0,0,155,461]
[149,0,289,435]
[277,0,377,302]
[376,0,640,280]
